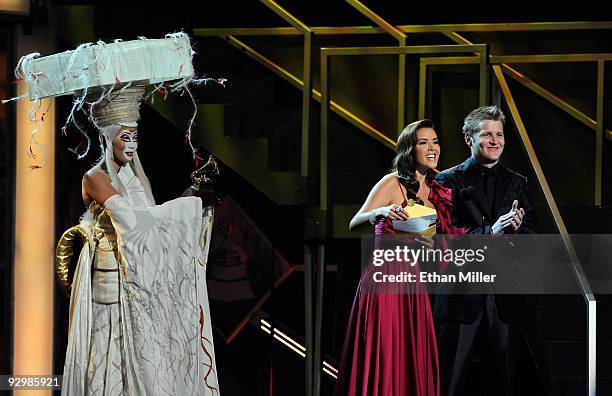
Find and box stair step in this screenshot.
[148,100,305,205]
[267,137,300,172]
[193,105,305,205]
[224,105,301,140]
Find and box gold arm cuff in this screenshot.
[55,225,90,297]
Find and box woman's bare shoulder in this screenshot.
[83,164,107,181]
[376,173,400,191]
[82,164,119,205]
[83,165,111,190]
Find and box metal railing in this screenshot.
[319,44,489,211]
[494,66,597,395]
[193,7,610,394]
[259,0,314,178]
[439,31,609,207]
[346,0,407,134]
[194,22,610,206]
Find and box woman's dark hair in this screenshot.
[391,119,435,196]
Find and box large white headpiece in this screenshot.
[4,33,224,169]
[4,33,225,203]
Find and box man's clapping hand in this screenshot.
[491,200,525,234]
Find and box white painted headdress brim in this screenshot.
[22,36,195,100]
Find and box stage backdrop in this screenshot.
[207,196,294,343]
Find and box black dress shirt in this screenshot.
[475,161,499,216]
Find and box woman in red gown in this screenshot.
[335,119,461,396]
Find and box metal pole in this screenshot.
[418,61,427,119]
[258,0,314,180]
[595,59,604,206]
[320,54,330,212]
[398,37,406,133]
[479,44,490,105]
[345,0,406,134]
[588,300,597,396]
[301,32,314,177]
[313,245,325,396]
[493,65,597,395]
[304,245,313,396]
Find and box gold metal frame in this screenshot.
[206,34,395,150]
[194,25,611,205]
[260,0,314,178]
[193,15,609,396]
[443,28,608,205]
[347,0,406,134]
[419,55,610,205]
[441,31,601,394]
[419,55,611,134]
[494,65,597,394]
[193,22,612,37]
[320,44,489,211]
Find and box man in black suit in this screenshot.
[434,105,536,395]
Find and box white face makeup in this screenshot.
[112,127,138,164]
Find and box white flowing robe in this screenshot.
[62,167,219,395]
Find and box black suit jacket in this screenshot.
[433,157,537,323]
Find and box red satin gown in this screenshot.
[335,177,459,396]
